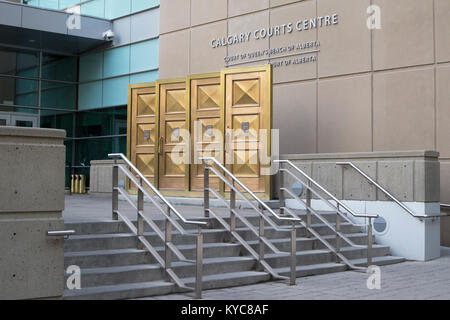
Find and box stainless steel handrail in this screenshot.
[276,160,374,268]
[47,230,76,239]
[275,160,378,219]
[109,153,207,227]
[201,157,299,223]
[108,153,205,299]
[336,162,443,219]
[201,156,300,285]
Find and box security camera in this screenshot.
[102,30,115,41]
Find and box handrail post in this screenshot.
[306,180,312,238]
[290,222,297,285]
[279,167,285,215]
[137,177,144,249]
[204,165,210,218]
[230,180,236,243]
[336,211,341,263]
[112,159,118,221]
[165,209,172,274]
[367,218,373,266]
[196,226,203,299]
[258,215,265,271]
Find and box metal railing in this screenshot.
[201,157,301,285]
[275,160,378,269]
[336,162,443,220]
[109,153,207,299]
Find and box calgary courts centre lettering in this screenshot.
[210,13,339,68]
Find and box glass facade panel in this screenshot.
[40,112,75,137]
[103,76,129,107]
[41,81,77,110]
[76,106,127,137]
[0,77,38,107]
[80,0,105,18]
[130,70,158,83]
[131,0,159,13]
[42,54,77,82]
[105,0,131,19]
[79,51,103,82]
[130,39,158,73]
[0,47,39,78]
[103,46,130,78]
[78,81,103,110]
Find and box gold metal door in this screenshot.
[223,66,272,195]
[158,80,189,190]
[130,84,157,185]
[189,74,223,191]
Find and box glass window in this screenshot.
[130,70,158,84]
[76,106,127,137]
[102,76,129,107]
[131,0,159,13]
[81,0,105,18]
[103,46,130,78]
[42,54,77,82]
[79,51,103,82]
[130,39,158,73]
[78,81,103,110]
[105,0,131,19]
[0,47,39,78]
[40,111,75,137]
[41,81,77,110]
[75,136,126,167]
[0,77,38,107]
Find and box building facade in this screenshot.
[157,0,450,204]
[0,0,159,187]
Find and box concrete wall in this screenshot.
[90,160,126,195]
[279,150,441,261]
[279,150,440,203]
[0,126,66,300]
[158,0,450,204]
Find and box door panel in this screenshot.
[190,76,222,191]
[131,85,157,185]
[224,70,270,194]
[158,82,188,190]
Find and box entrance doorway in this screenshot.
[128,65,273,199]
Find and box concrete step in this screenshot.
[64,222,364,253]
[263,245,391,268]
[63,270,272,300]
[63,280,175,300]
[64,211,341,235]
[275,255,406,278]
[65,244,391,288]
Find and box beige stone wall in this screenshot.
[0,127,66,300]
[90,160,126,195]
[158,0,450,203]
[278,150,440,203]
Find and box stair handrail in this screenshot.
[336,162,443,220]
[275,160,378,219]
[109,153,207,227]
[275,160,374,269]
[109,153,206,299]
[201,156,300,286]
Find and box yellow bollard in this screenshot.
[70,174,76,193]
[74,175,80,194]
[78,174,86,194]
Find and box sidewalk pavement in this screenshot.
[138,247,450,300]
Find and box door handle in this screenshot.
[159,136,164,154]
